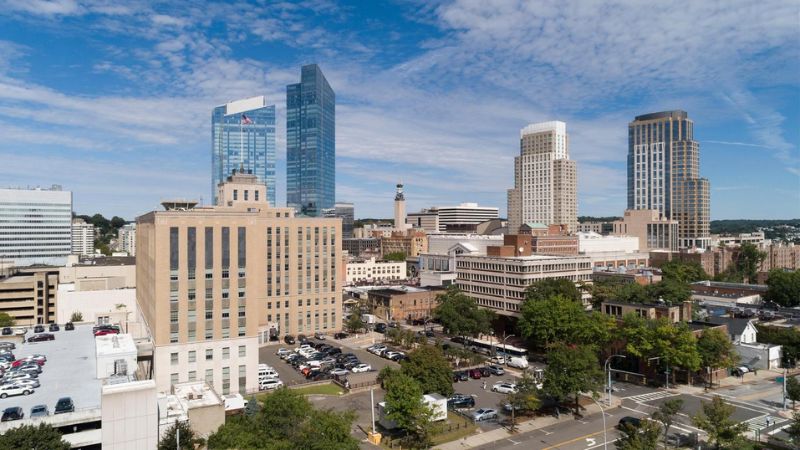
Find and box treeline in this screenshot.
[577,216,621,223]
[73,213,128,255]
[711,219,800,234]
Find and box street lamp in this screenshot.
[502,334,515,362]
[605,354,626,405]
[587,396,608,450]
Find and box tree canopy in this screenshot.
[401,345,454,396]
[652,398,684,449]
[524,279,582,303]
[621,315,701,377]
[383,372,434,446]
[660,260,710,284]
[0,423,71,450]
[786,376,800,410]
[433,286,494,338]
[518,294,615,351]
[697,328,739,382]
[754,324,800,367]
[0,312,14,327]
[615,418,661,450]
[158,421,203,450]
[383,251,407,262]
[542,343,604,414]
[692,396,748,450]
[764,269,800,307]
[345,309,365,333]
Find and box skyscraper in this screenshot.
[628,111,710,249]
[507,121,577,234]
[322,202,354,239]
[0,186,72,267]
[286,64,335,217]
[212,96,276,206]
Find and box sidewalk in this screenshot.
[671,368,797,396]
[434,396,621,450]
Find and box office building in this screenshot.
[286,64,335,216]
[366,286,443,323]
[0,186,72,267]
[628,111,710,248]
[118,223,137,256]
[507,121,577,234]
[71,218,95,256]
[323,202,354,239]
[212,96,277,206]
[380,230,428,258]
[343,237,380,258]
[136,172,341,394]
[407,204,498,233]
[612,209,678,251]
[407,210,440,232]
[345,257,407,285]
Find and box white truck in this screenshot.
[377,393,447,429]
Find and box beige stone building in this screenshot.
[366,286,443,323]
[612,209,678,251]
[136,172,341,395]
[380,230,428,258]
[0,267,59,325]
[507,121,577,234]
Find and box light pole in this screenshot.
[502,334,515,361]
[605,354,626,405]
[588,396,608,450]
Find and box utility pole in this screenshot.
[783,367,788,410]
[370,387,376,434]
[605,355,626,405]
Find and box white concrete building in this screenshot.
[158,381,225,439]
[118,223,136,256]
[711,232,767,248]
[101,378,158,450]
[418,234,504,286]
[346,257,407,284]
[0,186,72,266]
[578,232,640,254]
[72,218,95,256]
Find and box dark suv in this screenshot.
[447,394,475,409]
[28,333,55,342]
[54,397,75,414]
[49,323,60,332]
[283,335,296,345]
[33,325,45,333]
[65,322,75,331]
[617,416,641,430]
[1,407,23,421]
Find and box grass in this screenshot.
[289,382,345,396]
[380,411,478,448]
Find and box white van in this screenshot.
[507,357,529,369]
[258,367,279,380]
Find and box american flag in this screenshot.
[241,114,253,125]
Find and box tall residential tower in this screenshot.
[212,96,276,206]
[507,121,577,234]
[627,111,710,248]
[286,64,335,217]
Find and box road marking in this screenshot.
[625,391,680,403]
[507,438,520,445]
[699,394,774,415]
[586,438,619,450]
[743,414,789,432]
[541,428,612,450]
[586,437,596,446]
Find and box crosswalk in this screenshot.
[624,391,680,403]
[743,414,789,432]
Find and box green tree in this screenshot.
[652,398,684,449]
[297,409,360,450]
[542,343,603,415]
[0,312,14,327]
[0,423,71,450]
[764,269,800,307]
[692,396,748,450]
[158,421,203,450]
[788,411,800,445]
[518,295,614,351]
[384,251,407,261]
[697,328,739,387]
[433,286,494,339]
[70,311,83,322]
[660,260,709,284]
[110,216,127,229]
[503,370,541,431]
[244,394,260,416]
[786,376,800,409]
[384,372,434,446]
[401,345,454,396]
[524,279,581,303]
[736,242,766,284]
[755,324,800,367]
[621,315,701,384]
[645,279,691,305]
[615,418,661,450]
[345,310,365,333]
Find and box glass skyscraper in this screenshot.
[286,64,335,217]
[212,96,276,206]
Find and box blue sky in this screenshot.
[0,0,798,220]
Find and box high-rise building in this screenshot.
[136,172,341,395]
[212,96,276,206]
[0,186,72,267]
[628,111,710,248]
[286,64,335,216]
[118,223,137,257]
[507,121,577,234]
[322,202,354,239]
[71,218,95,256]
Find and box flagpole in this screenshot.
[239,119,244,169]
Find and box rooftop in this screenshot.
[95,333,137,358]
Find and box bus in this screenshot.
[462,336,528,359]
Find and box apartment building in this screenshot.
[0,186,72,267]
[118,223,136,256]
[346,257,406,284]
[136,172,341,395]
[71,218,95,256]
[612,209,678,251]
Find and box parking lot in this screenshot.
[449,370,518,430]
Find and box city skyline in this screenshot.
[0,1,797,220]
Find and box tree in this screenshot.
[503,370,541,431]
[755,324,800,367]
[296,409,360,450]
[652,398,684,449]
[736,242,766,284]
[244,394,260,416]
[383,251,407,261]
[70,311,83,322]
[524,279,581,303]
[615,418,661,450]
[764,269,800,307]
[433,286,494,339]
[0,312,14,327]
[518,295,614,351]
[621,315,701,384]
[788,411,800,445]
[645,279,691,305]
[697,328,739,387]
[542,343,603,415]
[345,310,365,333]
[401,345,454,396]
[110,216,127,229]
[384,372,434,446]
[692,396,748,450]
[0,423,71,450]
[158,421,203,450]
[787,376,800,409]
[660,260,709,284]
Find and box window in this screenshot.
[169,227,179,271]
[222,347,230,359]
[170,353,178,365]
[206,349,213,360]
[188,371,197,381]
[222,227,230,268]
[255,190,259,201]
[205,227,213,270]
[233,189,238,200]
[170,373,179,385]
[188,350,196,363]
[187,227,196,275]
[238,345,246,357]
[238,227,246,268]
[244,190,249,201]
[205,369,213,384]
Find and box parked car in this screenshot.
[314,332,327,340]
[0,384,33,398]
[0,342,15,351]
[276,348,292,358]
[333,332,348,339]
[374,323,387,333]
[383,351,400,360]
[453,371,468,382]
[28,333,55,342]
[447,394,475,409]
[259,379,284,391]
[48,323,60,332]
[12,365,42,376]
[1,328,12,336]
[472,408,498,422]
[33,325,45,333]
[54,397,75,414]
[733,366,751,377]
[478,367,492,377]
[1,406,23,421]
[491,383,517,394]
[7,378,39,389]
[388,352,406,362]
[489,355,507,365]
[297,334,308,344]
[487,365,505,376]
[30,404,49,418]
[351,364,372,373]
[94,328,119,336]
[507,357,529,369]
[284,335,296,345]
[3,372,36,382]
[617,416,642,430]
[468,368,482,379]
[65,322,75,331]
[329,368,348,377]
[425,329,435,337]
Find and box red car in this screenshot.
[94,329,120,337]
[468,368,482,379]
[11,358,44,368]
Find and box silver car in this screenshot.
[472,408,497,421]
[5,378,39,389]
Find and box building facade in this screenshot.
[627,111,710,249]
[0,268,59,325]
[286,64,335,216]
[612,209,678,251]
[71,218,95,256]
[323,202,354,239]
[136,173,341,395]
[345,257,407,284]
[507,121,577,234]
[118,223,137,256]
[0,186,72,267]
[407,211,440,232]
[342,238,380,258]
[410,204,499,233]
[366,287,441,322]
[380,231,428,258]
[212,96,276,206]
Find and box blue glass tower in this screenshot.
[286,64,335,216]
[212,96,276,206]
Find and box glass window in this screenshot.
[205,349,213,360]
[222,227,230,268]
[170,373,179,385]
[170,353,178,365]
[238,345,246,357]
[169,227,179,271]
[222,347,230,359]
[187,227,196,273]
[238,227,246,268]
[205,227,213,270]
[188,350,196,363]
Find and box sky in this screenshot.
[0,0,798,220]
